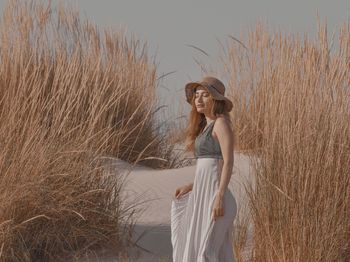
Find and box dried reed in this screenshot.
[224,21,350,261]
[0,0,170,260]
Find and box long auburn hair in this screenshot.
[184,87,233,154]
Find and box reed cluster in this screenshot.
[0,0,167,260]
[225,22,350,261]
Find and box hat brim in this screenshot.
[185,81,233,112]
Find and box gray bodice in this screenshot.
[195,120,223,159]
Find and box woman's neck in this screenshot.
[204,115,216,124]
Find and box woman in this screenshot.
[170,76,237,262]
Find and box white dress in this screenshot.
[171,120,237,261]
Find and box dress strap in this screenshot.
[200,119,216,136]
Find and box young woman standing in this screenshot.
[171,76,237,261]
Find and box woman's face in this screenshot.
[194,86,213,114]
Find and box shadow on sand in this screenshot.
[127,223,173,261]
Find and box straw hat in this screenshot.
[185,76,233,112]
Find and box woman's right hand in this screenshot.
[174,183,193,199]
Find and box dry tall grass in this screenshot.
[223,22,350,261]
[0,0,173,260]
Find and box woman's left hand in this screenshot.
[212,194,224,221]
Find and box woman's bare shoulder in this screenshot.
[213,114,233,139]
[215,114,232,124]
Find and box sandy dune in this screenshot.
[101,151,256,261]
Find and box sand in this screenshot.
[98,151,256,261]
[80,149,256,261]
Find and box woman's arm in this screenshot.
[186,182,193,190]
[214,117,234,198]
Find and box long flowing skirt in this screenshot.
[171,158,237,262]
